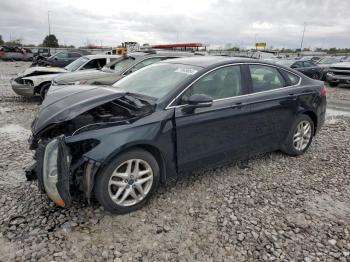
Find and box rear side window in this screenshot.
[55,52,69,59]
[292,62,303,68]
[284,71,300,85]
[249,65,285,93]
[303,61,314,67]
[69,53,82,58]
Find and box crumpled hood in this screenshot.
[32,84,126,136]
[20,66,67,77]
[53,69,111,84]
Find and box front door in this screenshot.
[174,65,252,172]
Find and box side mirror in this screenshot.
[54,57,58,60]
[291,65,297,69]
[183,94,213,113]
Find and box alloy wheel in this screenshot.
[108,159,154,207]
[293,120,312,151]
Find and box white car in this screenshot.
[11,54,121,99]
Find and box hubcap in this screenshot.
[108,159,153,207]
[293,120,312,151]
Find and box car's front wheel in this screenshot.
[281,114,314,156]
[94,149,160,214]
[39,82,51,100]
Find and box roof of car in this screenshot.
[84,54,122,59]
[162,56,258,68]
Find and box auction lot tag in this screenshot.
[175,68,198,75]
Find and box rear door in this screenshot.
[174,65,253,172]
[245,64,300,154]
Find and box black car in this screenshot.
[31,50,90,67]
[29,57,327,213]
[276,60,323,80]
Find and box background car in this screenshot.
[325,62,350,87]
[31,50,91,67]
[0,46,33,61]
[51,51,194,87]
[11,54,121,99]
[275,59,323,79]
[316,56,342,66]
[29,57,326,213]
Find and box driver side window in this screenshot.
[179,65,242,104]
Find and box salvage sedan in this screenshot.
[29,57,327,213]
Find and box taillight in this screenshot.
[321,84,327,97]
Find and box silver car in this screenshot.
[11,54,121,99]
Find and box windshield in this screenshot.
[275,60,294,67]
[64,57,89,72]
[113,63,201,99]
[317,57,340,64]
[102,57,135,74]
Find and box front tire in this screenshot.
[281,114,314,156]
[94,149,160,214]
[39,82,51,100]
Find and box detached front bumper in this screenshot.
[11,78,35,97]
[40,137,72,207]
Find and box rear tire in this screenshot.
[329,82,338,87]
[281,114,314,156]
[39,83,51,100]
[94,149,160,214]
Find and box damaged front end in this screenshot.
[28,87,155,207]
[41,136,72,207]
[34,136,102,207]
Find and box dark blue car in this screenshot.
[29,56,327,213]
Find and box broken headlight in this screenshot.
[43,138,63,206]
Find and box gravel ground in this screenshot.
[0,62,350,262]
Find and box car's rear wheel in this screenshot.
[39,82,51,100]
[281,114,314,156]
[329,82,338,87]
[94,149,160,214]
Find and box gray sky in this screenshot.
[0,0,349,49]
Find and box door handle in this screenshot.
[287,93,297,99]
[232,102,244,109]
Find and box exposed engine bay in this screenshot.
[27,94,155,205]
[32,95,153,147]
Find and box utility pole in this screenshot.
[47,10,51,49]
[300,22,306,56]
[48,11,51,36]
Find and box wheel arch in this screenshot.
[97,143,168,185]
[34,81,51,95]
[300,110,317,135]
